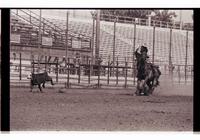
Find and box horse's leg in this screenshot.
[146,80,152,94]
[135,80,140,95]
[143,84,149,96]
[135,87,140,96]
[136,80,146,96]
[155,68,161,86]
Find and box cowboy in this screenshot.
[135,44,149,59]
[135,44,149,79]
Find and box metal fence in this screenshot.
[10,10,193,89]
[100,14,193,31]
[98,19,193,67]
[10,53,193,89]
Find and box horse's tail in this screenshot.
[152,66,161,87]
[157,67,161,76]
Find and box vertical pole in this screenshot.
[179,10,183,30]
[133,22,136,85]
[113,18,116,75]
[178,65,180,84]
[88,60,91,84]
[152,26,155,64]
[98,60,101,88]
[67,58,70,88]
[95,10,100,61]
[116,58,119,85]
[66,11,69,59]
[45,56,47,71]
[19,53,22,80]
[78,59,81,84]
[107,61,110,85]
[38,9,42,70]
[185,30,188,83]
[169,28,172,73]
[56,58,58,83]
[42,19,45,34]
[148,16,151,26]
[65,11,69,86]
[125,58,127,88]
[92,16,95,65]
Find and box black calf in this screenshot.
[28,72,54,92]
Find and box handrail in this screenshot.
[25,9,91,40]
[99,14,193,31]
[12,9,91,41]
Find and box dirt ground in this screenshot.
[10,81,193,131]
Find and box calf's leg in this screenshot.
[38,84,43,93]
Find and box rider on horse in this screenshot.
[135,44,149,80]
[134,44,161,95]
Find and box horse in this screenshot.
[134,51,161,96]
[138,62,161,95]
[27,71,54,92]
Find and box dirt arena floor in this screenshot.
[9,80,193,131]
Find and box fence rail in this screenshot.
[99,14,193,31]
[10,53,193,89]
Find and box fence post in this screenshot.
[107,61,110,85]
[97,60,101,88]
[152,26,155,64]
[19,53,22,80]
[67,58,70,88]
[125,58,127,88]
[56,58,58,83]
[116,59,119,85]
[88,60,91,84]
[178,65,181,84]
[92,16,95,65]
[113,18,116,75]
[78,59,81,84]
[185,30,188,84]
[45,56,47,71]
[169,28,172,74]
[65,11,69,59]
[133,22,136,85]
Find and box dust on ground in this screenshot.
[10,82,193,131]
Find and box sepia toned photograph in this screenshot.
[9,9,193,131]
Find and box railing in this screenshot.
[11,10,92,52]
[99,14,193,31]
[10,53,193,89]
[10,10,193,69]
[11,9,91,41]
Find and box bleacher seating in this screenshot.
[10,10,193,66]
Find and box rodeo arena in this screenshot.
[9,9,193,131]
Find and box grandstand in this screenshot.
[10,9,193,67]
[10,10,92,65]
[45,17,193,66]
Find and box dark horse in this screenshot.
[134,51,161,96]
